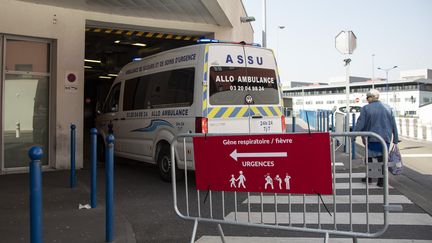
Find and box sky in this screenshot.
[242,0,432,86]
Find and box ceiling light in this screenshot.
[85,59,102,63]
[108,74,118,77]
[84,65,92,69]
[132,43,146,47]
[98,76,112,79]
[114,40,121,43]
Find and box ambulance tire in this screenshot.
[157,143,183,182]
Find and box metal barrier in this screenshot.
[171,132,402,243]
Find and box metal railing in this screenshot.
[171,132,402,243]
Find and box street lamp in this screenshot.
[371,54,375,89]
[262,0,267,47]
[276,26,285,58]
[377,65,398,103]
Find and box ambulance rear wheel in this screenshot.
[157,143,182,182]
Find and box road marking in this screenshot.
[225,212,432,225]
[197,236,432,243]
[402,154,432,158]
[335,172,366,178]
[335,182,393,189]
[243,194,412,204]
[230,149,287,161]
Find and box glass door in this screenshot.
[1,36,50,170]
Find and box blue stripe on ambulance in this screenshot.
[206,106,281,118]
[230,107,241,117]
[215,107,227,118]
[257,107,266,116]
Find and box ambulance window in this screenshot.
[103,83,121,113]
[123,77,150,111]
[209,66,278,105]
[123,68,195,110]
[123,78,139,111]
[147,68,194,108]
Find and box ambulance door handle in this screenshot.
[113,118,119,121]
[252,115,263,119]
[120,118,126,120]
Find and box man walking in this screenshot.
[354,89,399,187]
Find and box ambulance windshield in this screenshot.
[208,66,279,105]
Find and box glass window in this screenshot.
[6,39,49,73]
[123,68,195,110]
[3,74,49,167]
[147,68,195,108]
[103,83,121,113]
[123,78,139,111]
[209,66,278,105]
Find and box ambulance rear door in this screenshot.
[206,44,283,134]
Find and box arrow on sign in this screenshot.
[229,149,287,161]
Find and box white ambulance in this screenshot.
[95,40,286,181]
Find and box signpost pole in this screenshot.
[344,58,351,152]
[335,30,357,153]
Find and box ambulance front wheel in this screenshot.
[157,143,182,182]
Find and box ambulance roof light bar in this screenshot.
[197,38,261,47]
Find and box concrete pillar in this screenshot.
[408,119,415,138]
[426,124,432,141]
[400,118,407,136]
[417,123,423,139]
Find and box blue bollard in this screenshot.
[29,146,43,243]
[90,128,98,208]
[70,124,76,188]
[292,116,296,133]
[321,111,325,132]
[105,134,115,242]
[320,112,324,132]
[352,113,357,159]
[326,111,330,132]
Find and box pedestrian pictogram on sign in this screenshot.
[193,133,333,194]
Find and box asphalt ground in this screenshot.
[1,119,431,242]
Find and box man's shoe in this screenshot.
[376,179,383,187]
[361,178,372,183]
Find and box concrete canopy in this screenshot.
[18,0,233,27]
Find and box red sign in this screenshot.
[193,133,333,194]
[67,73,77,82]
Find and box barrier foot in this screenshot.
[324,232,329,243]
[190,219,198,243]
[352,237,358,243]
[217,224,226,243]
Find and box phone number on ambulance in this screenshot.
[229,86,265,91]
